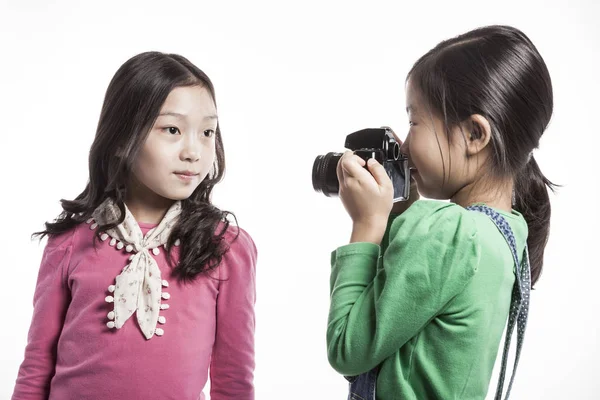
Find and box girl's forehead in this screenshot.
[406,80,439,121]
[405,80,423,110]
[160,86,217,117]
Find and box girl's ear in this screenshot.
[463,114,492,156]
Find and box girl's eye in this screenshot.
[409,121,416,127]
[204,129,215,138]
[165,127,180,135]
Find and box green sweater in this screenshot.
[327,200,528,400]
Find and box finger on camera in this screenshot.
[367,158,392,187]
[340,150,365,164]
[337,151,355,179]
[341,155,368,178]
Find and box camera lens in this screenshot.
[312,152,342,197]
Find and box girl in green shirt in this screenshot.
[327,25,555,399]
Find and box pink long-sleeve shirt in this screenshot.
[12,220,257,400]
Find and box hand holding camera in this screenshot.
[337,151,394,244]
[312,127,415,244]
[312,127,410,201]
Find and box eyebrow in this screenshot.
[158,112,218,121]
[406,105,417,113]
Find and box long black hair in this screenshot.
[34,51,236,282]
[408,25,557,285]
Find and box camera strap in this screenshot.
[466,204,531,400]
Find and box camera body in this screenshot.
[312,127,411,202]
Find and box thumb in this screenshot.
[367,158,391,187]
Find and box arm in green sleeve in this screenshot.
[327,201,480,376]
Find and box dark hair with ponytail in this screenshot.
[34,51,237,282]
[408,25,556,285]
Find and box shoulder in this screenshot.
[43,221,104,267]
[390,200,477,239]
[37,226,78,279]
[217,223,257,279]
[469,206,528,241]
[221,224,257,257]
[44,224,78,253]
[386,200,480,278]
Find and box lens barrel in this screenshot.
[312,152,342,197]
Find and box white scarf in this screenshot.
[90,198,182,339]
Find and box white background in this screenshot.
[1,0,598,399]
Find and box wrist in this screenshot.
[350,220,386,245]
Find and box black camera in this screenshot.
[312,127,410,202]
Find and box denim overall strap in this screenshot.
[466,205,531,400]
[345,366,378,400]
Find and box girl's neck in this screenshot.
[124,174,178,224]
[125,190,175,225]
[451,175,514,213]
[125,198,173,225]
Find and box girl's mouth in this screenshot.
[174,172,199,181]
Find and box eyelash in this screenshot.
[165,127,180,135]
[162,127,215,137]
[409,121,416,127]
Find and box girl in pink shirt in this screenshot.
[12,51,257,400]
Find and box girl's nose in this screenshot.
[180,135,201,162]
